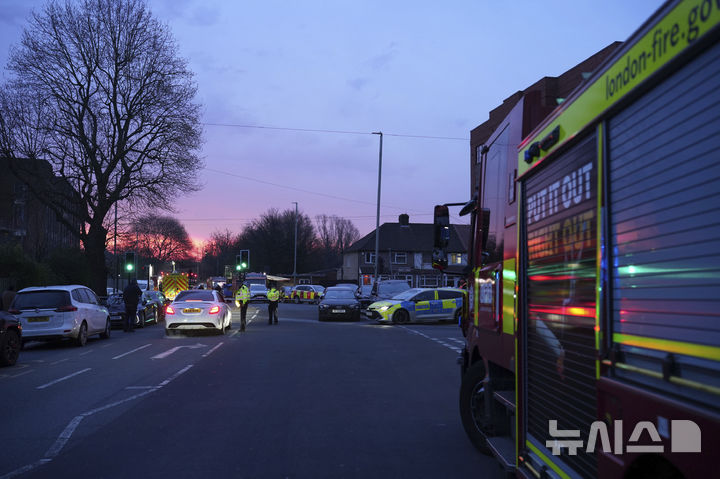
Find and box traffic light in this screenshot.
[236,250,250,271]
[124,252,135,273]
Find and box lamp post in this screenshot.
[372,131,383,285]
[292,201,298,284]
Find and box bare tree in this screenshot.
[123,215,193,263]
[0,0,203,294]
[315,214,360,269]
[240,209,316,274]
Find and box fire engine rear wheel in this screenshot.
[459,361,492,454]
[392,309,409,324]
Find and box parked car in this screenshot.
[249,283,268,301]
[281,286,293,302]
[144,291,168,321]
[365,287,465,324]
[358,279,411,309]
[10,285,111,347]
[318,287,362,322]
[104,292,159,329]
[165,289,232,336]
[0,310,21,366]
[291,284,325,304]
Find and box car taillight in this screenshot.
[166,306,175,315]
[55,305,78,312]
[209,305,220,314]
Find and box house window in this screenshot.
[392,252,406,264]
[364,252,375,264]
[450,253,463,265]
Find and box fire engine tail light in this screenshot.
[209,305,220,314]
[166,306,175,315]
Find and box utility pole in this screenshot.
[113,182,118,293]
[372,131,383,286]
[292,201,298,284]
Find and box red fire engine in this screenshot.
[435,1,720,477]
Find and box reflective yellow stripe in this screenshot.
[613,333,720,361]
[526,441,571,479]
[441,299,456,309]
[502,259,516,335]
[519,1,720,176]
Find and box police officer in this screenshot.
[123,279,142,332]
[267,283,280,325]
[234,283,250,332]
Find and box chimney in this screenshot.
[399,214,409,226]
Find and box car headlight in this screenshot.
[319,304,329,309]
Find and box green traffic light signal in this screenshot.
[126,263,134,272]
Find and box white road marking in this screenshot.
[11,364,195,479]
[202,342,224,357]
[36,368,92,390]
[125,386,156,390]
[151,343,206,359]
[112,343,152,360]
[50,358,68,365]
[401,327,463,354]
[78,349,94,356]
[10,369,35,378]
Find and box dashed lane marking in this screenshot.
[401,327,462,353]
[36,368,92,390]
[112,344,152,360]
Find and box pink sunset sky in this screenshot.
[0,0,662,244]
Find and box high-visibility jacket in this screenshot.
[235,285,250,306]
[267,288,280,302]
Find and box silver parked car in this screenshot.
[164,289,231,336]
[10,285,111,347]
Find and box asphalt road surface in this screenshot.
[1,302,503,479]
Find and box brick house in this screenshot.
[342,214,470,288]
[0,157,80,261]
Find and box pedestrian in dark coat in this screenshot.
[123,279,142,332]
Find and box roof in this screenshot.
[347,222,471,253]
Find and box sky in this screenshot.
[0,0,663,243]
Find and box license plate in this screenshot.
[28,316,49,323]
[183,308,202,313]
[332,309,346,313]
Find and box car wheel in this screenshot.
[99,318,111,339]
[392,309,409,324]
[459,361,492,454]
[293,297,299,304]
[137,312,145,328]
[75,322,88,347]
[0,329,21,366]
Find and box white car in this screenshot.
[10,285,111,347]
[165,289,232,336]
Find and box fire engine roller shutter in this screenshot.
[607,39,720,403]
[524,133,598,478]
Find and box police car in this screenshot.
[365,287,465,324]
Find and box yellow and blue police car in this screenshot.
[365,287,465,324]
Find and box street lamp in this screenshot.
[372,131,383,285]
[292,201,298,284]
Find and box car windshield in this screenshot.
[250,285,266,291]
[379,282,410,296]
[13,290,71,309]
[175,290,214,302]
[324,289,355,300]
[392,288,423,301]
[107,294,124,305]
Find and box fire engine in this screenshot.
[435,1,720,477]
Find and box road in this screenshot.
[1,302,502,479]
